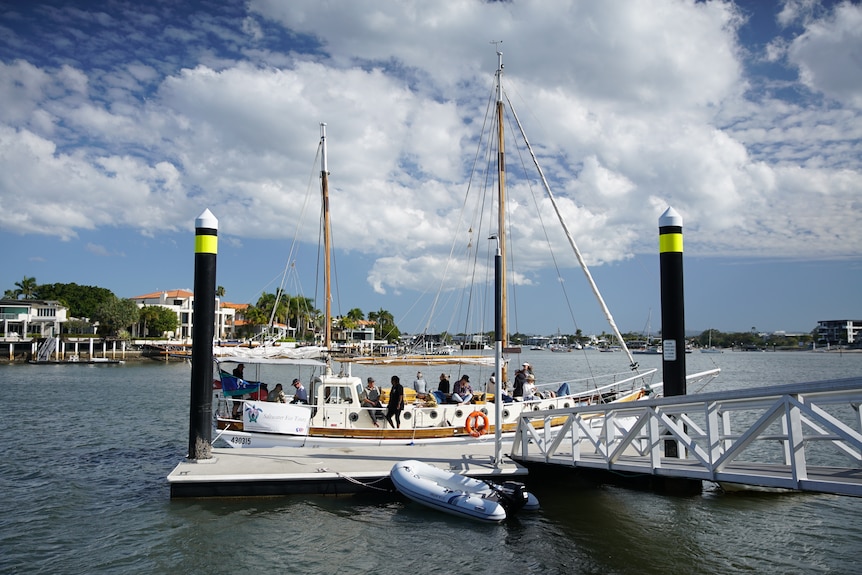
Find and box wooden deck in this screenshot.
[167,442,526,498]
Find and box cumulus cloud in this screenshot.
[786,2,862,108]
[0,0,860,304]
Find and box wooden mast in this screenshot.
[320,123,332,364]
[495,49,508,354]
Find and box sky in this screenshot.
[1,0,860,338]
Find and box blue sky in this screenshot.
[1,0,860,337]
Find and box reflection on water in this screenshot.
[1,352,860,574]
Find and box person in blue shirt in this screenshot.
[290,378,309,404]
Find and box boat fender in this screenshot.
[349,412,359,422]
[465,411,489,437]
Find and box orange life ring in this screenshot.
[465,411,489,437]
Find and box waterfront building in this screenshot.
[0,299,67,340]
[130,290,237,340]
[817,319,862,346]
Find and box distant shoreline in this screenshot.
[2,347,859,365]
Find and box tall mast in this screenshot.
[320,122,332,355]
[495,49,508,352]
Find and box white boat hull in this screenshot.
[390,459,538,522]
[213,380,655,449]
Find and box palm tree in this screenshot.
[14,276,37,299]
[368,308,399,342]
[368,308,394,326]
[286,295,317,339]
[241,305,269,337]
[216,285,225,298]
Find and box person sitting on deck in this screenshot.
[437,373,450,394]
[523,374,539,401]
[513,364,527,399]
[290,379,309,404]
[451,374,474,405]
[268,383,287,403]
[413,371,428,399]
[361,377,383,427]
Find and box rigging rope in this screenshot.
[505,92,638,370]
[316,468,393,492]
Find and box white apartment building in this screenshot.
[131,290,237,340]
[0,299,68,339]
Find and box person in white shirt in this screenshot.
[412,371,428,399]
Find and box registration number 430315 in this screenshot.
[230,436,252,445]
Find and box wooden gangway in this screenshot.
[510,376,862,496]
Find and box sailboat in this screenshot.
[632,310,662,355]
[212,54,714,449]
[701,328,723,353]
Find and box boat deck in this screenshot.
[167,442,526,498]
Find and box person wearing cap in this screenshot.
[290,378,308,404]
[523,374,538,401]
[412,371,428,399]
[385,375,405,428]
[513,364,528,399]
[451,374,474,404]
[485,374,496,395]
[361,377,383,426]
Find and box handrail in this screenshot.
[510,376,862,495]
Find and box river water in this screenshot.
[1,350,861,574]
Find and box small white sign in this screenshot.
[663,340,677,361]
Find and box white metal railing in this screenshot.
[510,376,862,495]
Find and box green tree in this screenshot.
[93,296,140,337]
[63,318,93,335]
[216,285,225,298]
[3,289,19,299]
[139,305,178,337]
[34,282,115,318]
[14,276,37,299]
[286,295,318,339]
[255,291,290,326]
[368,308,400,343]
[240,305,268,337]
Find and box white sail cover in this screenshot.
[212,344,328,362]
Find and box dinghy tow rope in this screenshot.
[315,467,391,492]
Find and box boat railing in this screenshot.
[533,368,661,400]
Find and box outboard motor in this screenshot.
[492,481,529,514]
